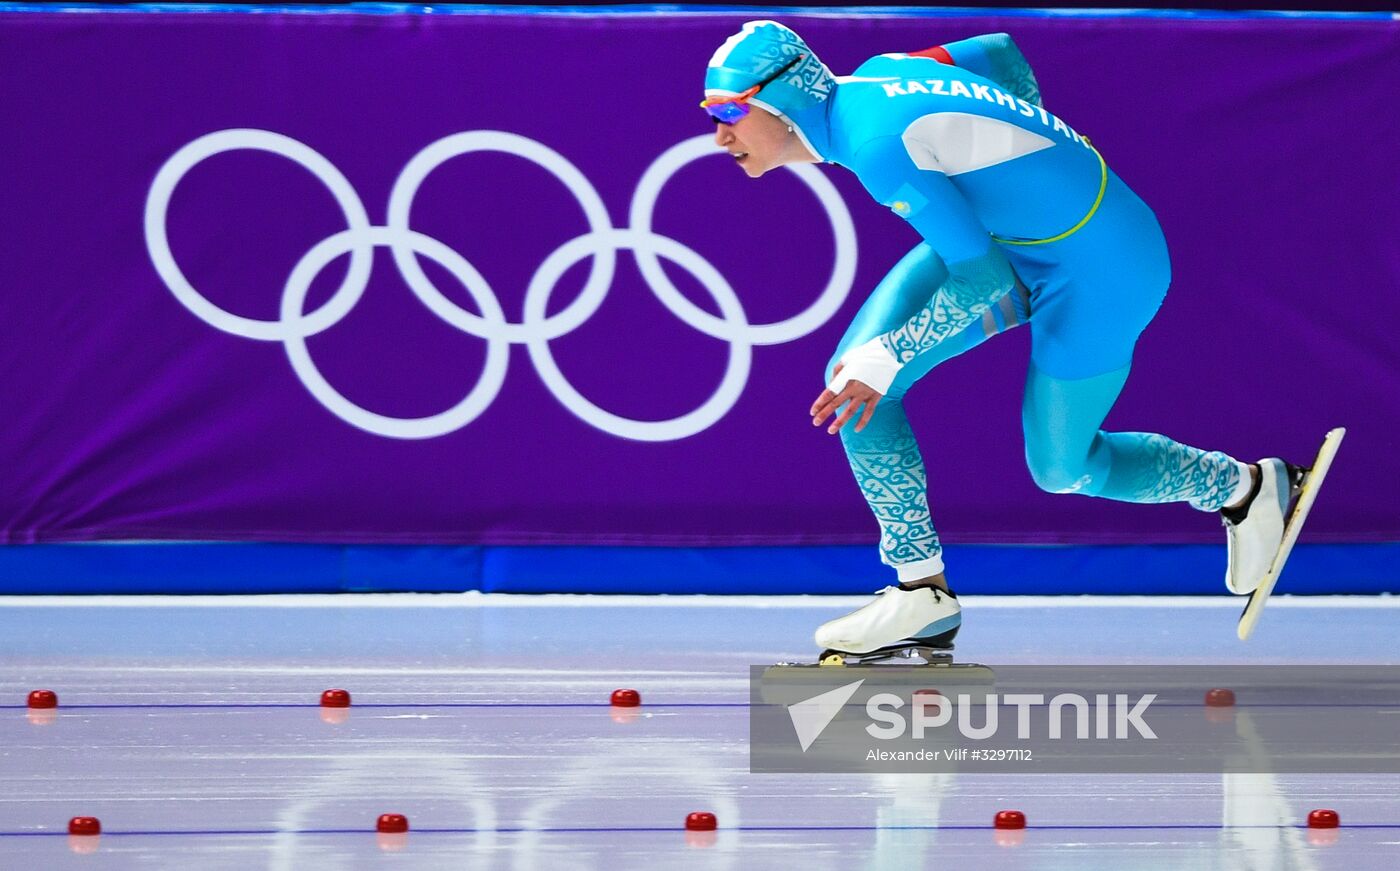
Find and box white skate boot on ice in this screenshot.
[813,585,962,666]
[1222,457,1303,596]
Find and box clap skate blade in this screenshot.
[762,628,992,702]
[1238,427,1345,640]
[813,624,959,667]
[818,641,954,667]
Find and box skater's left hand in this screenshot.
[811,363,883,434]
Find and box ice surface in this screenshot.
[1,593,1397,869]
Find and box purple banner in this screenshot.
[2,10,1397,546]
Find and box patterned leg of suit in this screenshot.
[839,400,942,579]
[1015,174,1246,513]
[1021,362,1243,510]
[829,244,1016,580]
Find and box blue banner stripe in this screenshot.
[1,542,1396,595]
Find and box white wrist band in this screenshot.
[829,338,902,396]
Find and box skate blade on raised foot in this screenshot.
[1238,426,1345,641]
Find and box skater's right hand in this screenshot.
[811,363,883,435]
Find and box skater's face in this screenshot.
[712,108,801,178]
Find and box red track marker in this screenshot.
[27,690,58,709]
[1204,688,1236,707]
[994,810,1027,830]
[685,812,717,831]
[320,689,351,708]
[610,689,641,707]
[1307,809,1340,829]
[68,817,101,836]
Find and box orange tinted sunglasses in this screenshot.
[700,54,806,125]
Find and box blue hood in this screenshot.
[703,21,836,161]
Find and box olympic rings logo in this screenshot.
[144,129,856,441]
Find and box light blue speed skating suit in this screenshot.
[705,26,1248,580]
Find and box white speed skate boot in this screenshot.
[1222,458,1306,595]
[814,585,961,666]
